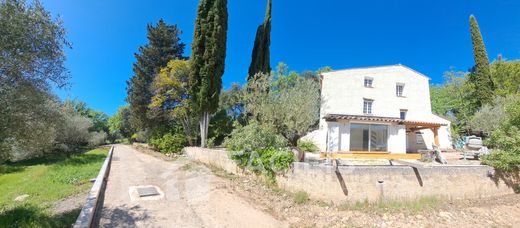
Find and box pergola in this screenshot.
[401,120,447,146]
[323,114,448,146]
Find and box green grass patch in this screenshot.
[293,191,310,204]
[337,196,440,214]
[0,147,109,227]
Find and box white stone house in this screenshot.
[305,64,452,154]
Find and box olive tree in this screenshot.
[245,72,320,146]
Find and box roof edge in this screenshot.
[320,64,431,80]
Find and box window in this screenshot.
[363,99,373,114]
[350,123,388,151]
[396,84,404,97]
[400,110,407,120]
[364,78,373,88]
[415,132,424,144]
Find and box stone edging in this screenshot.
[73,146,114,228]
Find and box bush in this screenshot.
[293,191,309,204]
[130,133,138,142]
[55,111,93,154]
[229,147,294,181]
[482,126,520,172]
[88,131,107,147]
[298,140,319,153]
[224,121,287,152]
[149,133,187,154]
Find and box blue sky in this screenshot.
[44,0,520,115]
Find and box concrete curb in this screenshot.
[73,146,114,228]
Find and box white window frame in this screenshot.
[364,77,373,88]
[363,99,373,114]
[396,83,405,97]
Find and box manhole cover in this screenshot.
[128,185,164,201]
[137,186,159,197]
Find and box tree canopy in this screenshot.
[244,65,320,146]
[149,59,198,145]
[247,0,272,80]
[126,19,185,131]
[469,15,494,106]
[0,0,70,90]
[189,0,228,147]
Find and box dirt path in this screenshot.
[98,145,287,227]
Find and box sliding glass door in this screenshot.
[350,123,388,152]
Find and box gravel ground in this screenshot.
[98,145,287,227]
[211,164,520,228]
[97,145,519,227]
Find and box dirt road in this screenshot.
[98,145,287,227]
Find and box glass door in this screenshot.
[349,123,388,152]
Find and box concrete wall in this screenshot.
[312,65,453,151]
[183,147,239,174]
[184,147,517,203]
[320,65,433,120]
[279,162,516,203]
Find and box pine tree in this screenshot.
[126,19,185,130]
[189,0,228,147]
[469,15,494,106]
[247,0,272,81]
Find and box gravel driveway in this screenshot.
[98,145,287,227]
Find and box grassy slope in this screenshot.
[0,148,108,227]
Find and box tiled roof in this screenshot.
[323,114,447,126]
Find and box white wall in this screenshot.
[320,65,433,121]
[312,65,453,152]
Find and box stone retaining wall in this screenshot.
[184,147,239,174]
[184,147,517,203]
[74,146,114,228]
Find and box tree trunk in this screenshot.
[199,112,210,148]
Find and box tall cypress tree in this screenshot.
[469,15,494,106]
[189,0,228,147]
[247,0,272,81]
[126,19,185,130]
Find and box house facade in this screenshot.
[306,64,452,154]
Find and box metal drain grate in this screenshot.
[136,186,159,197]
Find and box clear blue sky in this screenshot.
[44,0,520,115]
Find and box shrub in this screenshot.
[229,147,294,181]
[135,130,150,143]
[55,111,92,154]
[88,131,107,147]
[482,126,520,172]
[149,133,187,154]
[481,98,520,172]
[293,191,309,204]
[224,121,287,152]
[130,133,138,142]
[298,140,319,153]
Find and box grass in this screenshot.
[337,196,440,214]
[293,191,310,204]
[0,147,109,227]
[180,162,203,172]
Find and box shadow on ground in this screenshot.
[97,205,151,227]
[0,205,81,227]
[491,169,520,193]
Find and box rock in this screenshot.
[439,211,452,220]
[14,194,29,202]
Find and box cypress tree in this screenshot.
[189,0,228,147]
[126,19,185,130]
[469,15,494,105]
[247,0,272,81]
